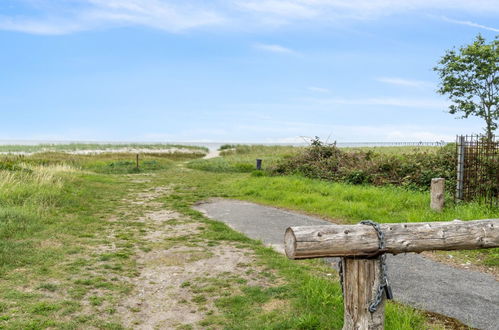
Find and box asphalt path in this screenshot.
[194,199,499,330]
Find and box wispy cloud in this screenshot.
[0,0,224,35]
[308,86,331,93]
[253,43,296,54]
[0,17,87,35]
[236,1,318,19]
[307,97,449,109]
[376,77,434,88]
[235,0,499,25]
[440,16,499,33]
[3,0,499,35]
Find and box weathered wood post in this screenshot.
[256,159,262,170]
[136,153,140,170]
[341,257,384,329]
[430,178,445,211]
[284,219,499,330]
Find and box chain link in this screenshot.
[359,220,392,313]
[337,220,392,313]
[338,258,344,295]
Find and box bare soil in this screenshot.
[107,184,276,329]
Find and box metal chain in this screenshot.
[359,220,392,313]
[338,258,344,295]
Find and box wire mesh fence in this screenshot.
[456,135,499,206]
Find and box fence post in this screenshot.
[256,159,262,170]
[136,154,139,170]
[456,136,465,201]
[431,178,445,211]
[342,258,384,330]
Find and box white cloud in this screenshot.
[3,0,499,35]
[376,77,434,88]
[237,1,318,19]
[254,43,296,54]
[236,0,499,24]
[440,16,499,33]
[0,17,87,35]
[0,0,224,35]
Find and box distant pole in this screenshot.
[256,159,262,170]
[431,178,445,211]
[136,154,139,170]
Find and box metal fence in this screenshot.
[456,135,499,206]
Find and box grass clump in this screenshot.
[219,144,237,151]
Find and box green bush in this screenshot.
[270,139,457,191]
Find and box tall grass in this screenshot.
[0,143,208,153]
[3,151,204,175]
[231,175,498,223]
[188,145,300,173]
[0,164,74,273]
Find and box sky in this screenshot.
[1,0,499,143]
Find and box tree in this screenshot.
[434,34,499,140]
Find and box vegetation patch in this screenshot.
[269,138,457,191]
[0,144,492,328]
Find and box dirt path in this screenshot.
[203,149,220,159]
[194,199,499,330]
[106,184,275,329]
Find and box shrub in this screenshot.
[270,139,456,191]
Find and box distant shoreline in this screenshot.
[0,140,450,151]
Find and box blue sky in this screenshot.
[1,1,499,143]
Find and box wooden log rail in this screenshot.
[284,219,499,330]
[285,219,499,259]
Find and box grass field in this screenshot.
[341,145,443,154]
[0,144,493,328]
[0,143,208,154]
[188,145,300,173]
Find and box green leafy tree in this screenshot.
[434,34,499,140]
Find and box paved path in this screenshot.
[194,199,499,330]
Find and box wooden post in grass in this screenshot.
[342,257,384,329]
[256,159,262,170]
[284,219,499,330]
[430,178,445,211]
[136,154,139,170]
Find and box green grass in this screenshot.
[0,143,208,153]
[340,145,443,154]
[2,151,203,175]
[185,145,498,270]
[188,145,300,173]
[157,182,433,329]
[231,175,497,223]
[0,144,488,328]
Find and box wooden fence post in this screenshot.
[136,154,139,170]
[430,178,445,211]
[342,258,384,330]
[284,219,499,330]
[256,159,262,170]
